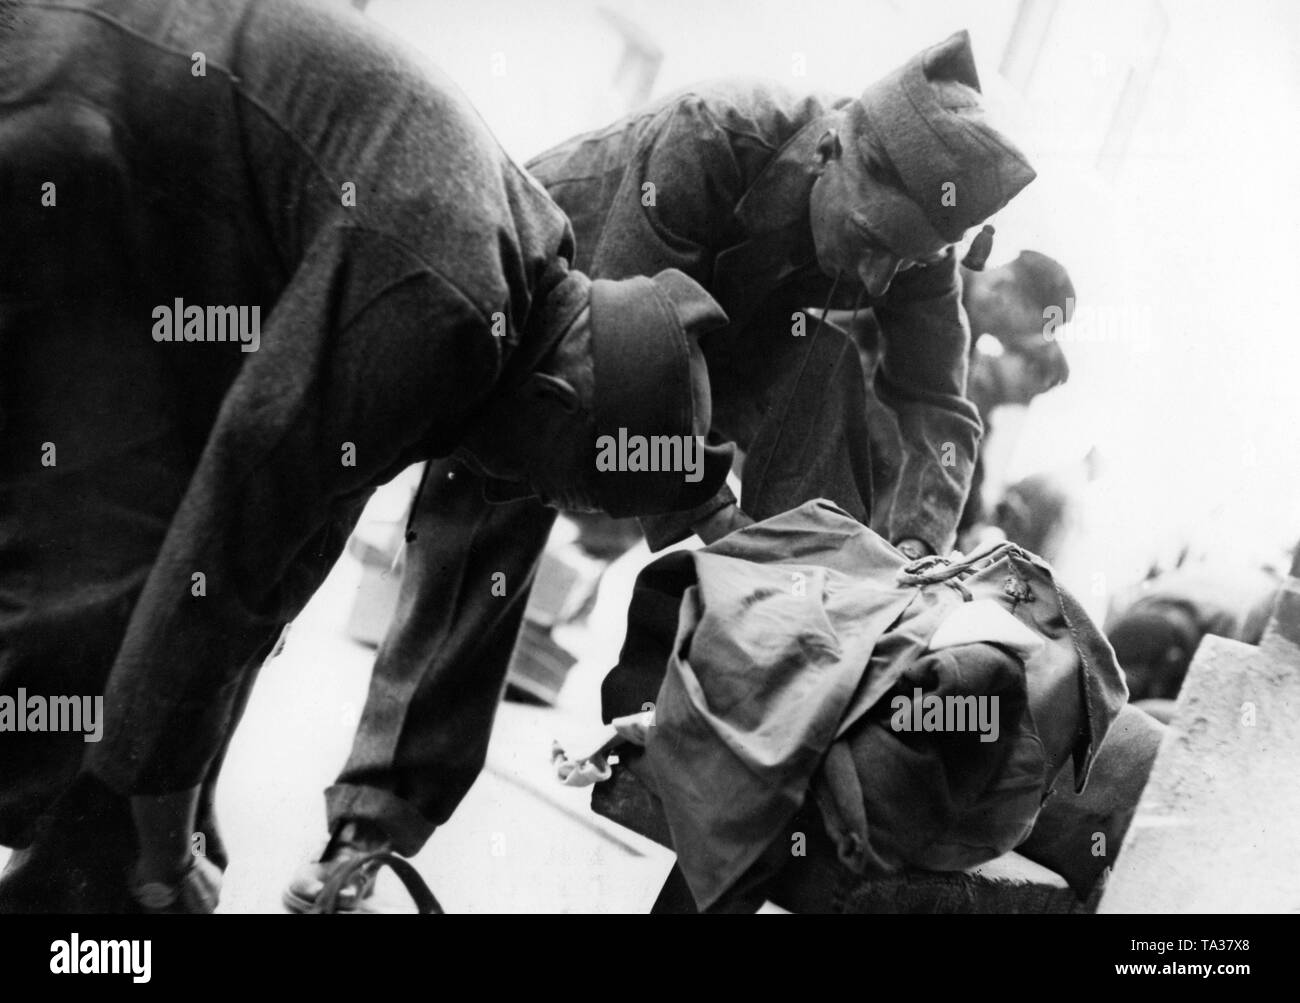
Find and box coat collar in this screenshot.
[732,115,833,235]
[710,116,840,320]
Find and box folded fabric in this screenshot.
[928,598,1045,660]
[602,499,1128,911]
[817,640,1039,876]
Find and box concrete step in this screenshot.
[1100,560,1300,913]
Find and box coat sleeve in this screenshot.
[554,97,750,550]
[87,229,505,795]
[871,250,982,554]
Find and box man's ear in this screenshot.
[814,129,842,171]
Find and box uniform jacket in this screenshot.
[527,81,981,553]
[0,0,579,810]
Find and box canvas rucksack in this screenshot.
[599,500,1128,910]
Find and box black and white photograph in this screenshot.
[0,0,1294,972]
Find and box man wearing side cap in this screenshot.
[0,0,730,912]
[290,30,1046,909]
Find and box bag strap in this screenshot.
[310,850,444,915]
[896,539,1026,587]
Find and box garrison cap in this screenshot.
[849,30,1037,253]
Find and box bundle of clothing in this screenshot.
[596,500,1128,911]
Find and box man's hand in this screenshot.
[693,503,755,545]
[895,537,933,561]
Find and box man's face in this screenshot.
[966,269,1049,342]
[971,347,1059,408]
[808,126,948,298]
[965,273,1070,404]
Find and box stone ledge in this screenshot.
[1099,634,1300,913]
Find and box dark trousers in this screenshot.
[327,463,558,854]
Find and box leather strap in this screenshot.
[310,850,444,915]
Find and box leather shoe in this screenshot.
[283,820,391,914]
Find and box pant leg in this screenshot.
[326,458,557,856]
[193,627,282,872]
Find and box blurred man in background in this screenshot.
[959,251,1074,535]
[855,248,1074,546]
[1107,564,1282,721]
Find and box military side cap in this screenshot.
[852,30,1037,247]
